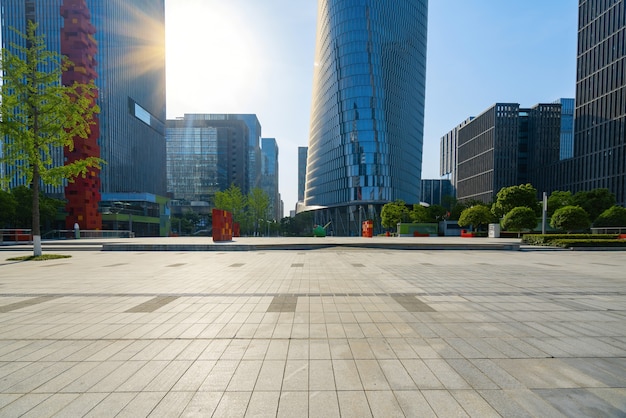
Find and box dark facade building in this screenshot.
[420,179,455,207]
[569,0,626,205]
[1,0,167,231]
[556,98,575,160]
[304,0,428,236]
[440,117,474,189]
[456,103,562,203]
[261,138,281,221]
[166,114,250,204]
[298,147,308,202]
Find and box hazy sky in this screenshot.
[165,0,578,216]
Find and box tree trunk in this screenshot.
[32,164,42,256]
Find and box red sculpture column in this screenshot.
[61,0,101,230]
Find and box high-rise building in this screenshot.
[570,0,626,204]
[166,114,250,203]
[0,0,167,227]
[440,117,474,189]
[455,102,562,202]
[304,0,428,236]
[298,147,308,202]
[420,179,455,207]
[261,138,280,221]
[556,98,575,160]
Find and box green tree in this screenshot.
[501,206,538,237]
[458,205,494,232]
[449,199,485,221]
[10,186,33,228]
[280,212,314,237]
[409,204,430,223]
[550,205,591,233]
[492,184,539,218]
[0,189,17,227]
[572,188,616,222]
[5,185,63,232]
[0,23,101,255]
[428,204,448,222]
[593,206,626,228]
[247,187,270,236]
[214,184,246,225]
[381,200,409,230]
[547,190,573,217]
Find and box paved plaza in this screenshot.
[0,240,624,417]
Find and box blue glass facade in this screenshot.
[556,98,575,160]
[261,138,280,220]
[305,0,428,208]
[0,0,167,196]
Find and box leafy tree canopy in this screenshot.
[0,23,102,255]
[547,191,573,217]
[247,187,270,235]
[458,205,494,231]
[381,200,409,230]
[572,188,616,221]
[550,205,591,233]
[492,184,539,218]
[409,204,430,223]
[501,206,537,237]
[593,205,626,228]
[0,190,17,228]
[214,184,246,224]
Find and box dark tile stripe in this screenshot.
[267,295,298,312]
[0,296,61,313]
[392,295,435,312]
[124,296,179,313]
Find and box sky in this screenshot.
[165,0,578,217]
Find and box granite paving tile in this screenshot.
[394,390,436,417]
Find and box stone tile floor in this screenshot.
[0,246,624,417]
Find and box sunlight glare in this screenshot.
[166,1,262,114]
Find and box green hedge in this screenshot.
[550,239,626,248]
[522,234,619,245]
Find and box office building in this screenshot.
[0,0,167,231]
[298,147,308,202]
[420,179,455,207]
[455,102,562,202]
[570,0,626,205]
[440,117,474,189]
[556,98,575,160]
[304,0,428,236]
[261,138,280,221]
[166,114,249,205]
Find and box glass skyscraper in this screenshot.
[304,0,428,235]
[0,0,167,197]
[572,0,625,205]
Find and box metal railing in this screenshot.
[0,229,33,244]
[41,230,135,240]
[591,227,626,234]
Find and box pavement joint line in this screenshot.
[0,291,625,298]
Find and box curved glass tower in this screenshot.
[305,0,428,232]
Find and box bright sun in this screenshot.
[165,0,261,116]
